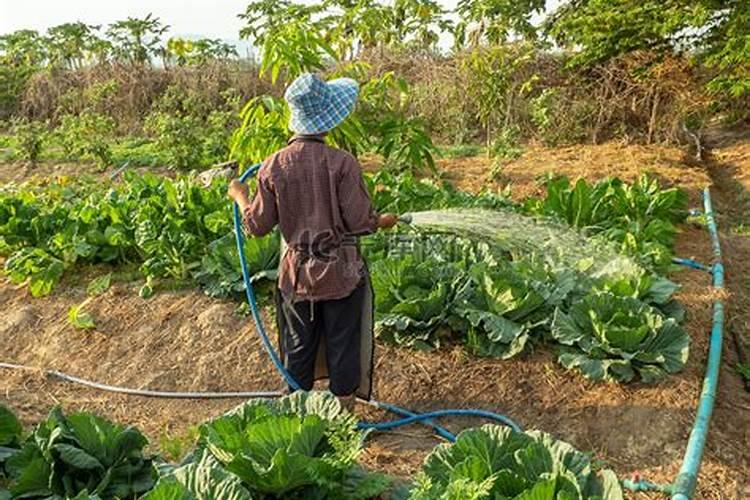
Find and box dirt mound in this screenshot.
[437,142,711,204]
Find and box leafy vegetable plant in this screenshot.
[366,170,512,215]
[4,407,156,498]
[371,253,468,349]
[0,173,280,298]
[412,425,623,499]
[198,391,392,499]
[524,175,687,271]
[0,404,23,480]
[143,449,253,500]
[68,303,96,330]
[66,273,112,330]
[551,292,690,383]
[194,230,280,298]
[4,247,65,297]
[454,259,575,359]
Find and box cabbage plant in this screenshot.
[453,259,576,359]
[0,404,23,480]
[198,392,392,499]
[411,425,623,499]
[371,254,469,348]
[143,449,254,500]
[551,292,690,382]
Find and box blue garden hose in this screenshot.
[671,257,712,273]
[234,163,522,440]
[670,189,725,500]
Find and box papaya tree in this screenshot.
[107,14,169,66]
[46,22,103,69]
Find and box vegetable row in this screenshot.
[0,394,625,499]
[0,171,690,382]
[368,231,689,383]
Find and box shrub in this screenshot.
[146,85,241,169]
[10,118,47,163]
[56,111,116,168]
[144,111,203,169]
[201,90,241,165]
[489,125,523,161]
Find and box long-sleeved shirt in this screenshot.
[242,135,380,301]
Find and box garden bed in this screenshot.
[1,140,748,498]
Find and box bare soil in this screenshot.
[0,161,173,185]
[1,138,749,499]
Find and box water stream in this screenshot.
[407,208,646,281]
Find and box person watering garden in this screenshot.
[228,73,399,409]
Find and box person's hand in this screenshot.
[378,213,398,230]
[228,179,249,202]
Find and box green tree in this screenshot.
[454,0,546,48]
[107,14,168,65]
[325,0,452,56]
[546,0,749,97]
[461,43,538,152]
[699,1,750,99]
[0,30,46,118]
[239,0,327,44]
[46,22,103,69]
[166,37,237,66]
[166,37,194,66]
[192,38,237,63]
[0,29,47,65]
[240,1,336,83]
[385,0,452,50]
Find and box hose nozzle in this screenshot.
[398,214,413,224]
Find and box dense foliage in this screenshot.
[546,0,749,98]
[366,173,690,382]
[455,259,575,359]
[366,224,689,383]
[196,392,392,499]
[0,173,278,298]
[0,405,23,481]
[371,254,466,349]
[1,395,626,500]
[2,0,745,172]
[142,449,255,500]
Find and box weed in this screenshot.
[159,426,200,461]
[439,143,484,158]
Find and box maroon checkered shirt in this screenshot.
[243,135,380,301]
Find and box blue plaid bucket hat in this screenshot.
[284,73,359,135]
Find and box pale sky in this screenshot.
[0,0,559,55]
[0,0,253,41]
[0,0,463,41]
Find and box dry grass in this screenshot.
[17,62,271,134]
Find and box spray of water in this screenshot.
[407,208,644,280]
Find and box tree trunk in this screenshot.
[647,87,660,144]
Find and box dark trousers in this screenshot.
[276,283,365,396]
